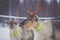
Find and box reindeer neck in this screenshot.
[13,25,18,30]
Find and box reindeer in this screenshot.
[6,20,23,40]
[20,14,53,40]
[20,2,53,40]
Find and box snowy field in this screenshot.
[0,27,10,40]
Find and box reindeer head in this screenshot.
[20,15,39,28]
[20,2,45,28]
[6,20,19,29]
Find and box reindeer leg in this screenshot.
[27,29,34,40]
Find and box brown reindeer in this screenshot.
[20,2,52,40]
[20,14,53,40]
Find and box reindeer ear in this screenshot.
[34,15,39,21]
[35,15,39,18]
[5,20,12,24]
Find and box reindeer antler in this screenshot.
[28,2,44,17]
[34,3,44,14]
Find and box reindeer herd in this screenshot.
[6,14,53,40]
[5,2,54,40]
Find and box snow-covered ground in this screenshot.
[0,27,10,40]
